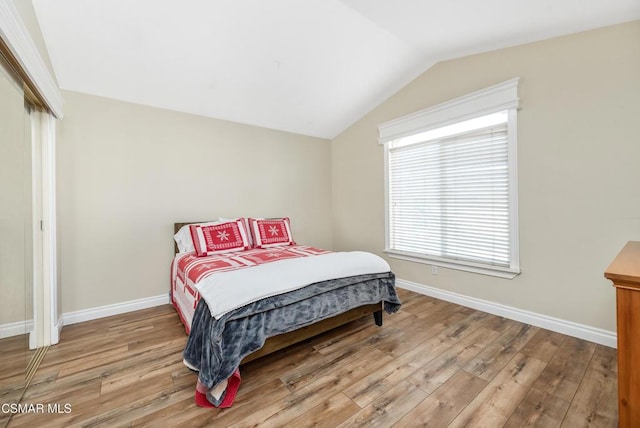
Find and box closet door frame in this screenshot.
[28,110,59,348]
[40,112,59,345]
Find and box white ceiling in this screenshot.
[32,0,640,139]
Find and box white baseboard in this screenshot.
[62,294,171,326]
[0,320,34,339]
[397,279,617,348]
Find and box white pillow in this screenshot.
[174,220,221,253]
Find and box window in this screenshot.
[379,79,520,278]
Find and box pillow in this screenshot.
[189,219,251,256]
[249,217,295,248]
[174,221,220,253]
[218,217,253,248]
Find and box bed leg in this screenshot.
[373,310,383,327]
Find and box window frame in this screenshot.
[379,78,521,279]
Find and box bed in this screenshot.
[170,218,401,407]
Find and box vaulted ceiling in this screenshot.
[32,0,640,138]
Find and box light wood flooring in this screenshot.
[1,289,618,427]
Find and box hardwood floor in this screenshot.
[0,334,28,428]
[1,289,618,427]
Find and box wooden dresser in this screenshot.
[605,241,640,427]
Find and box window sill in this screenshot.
[384,250,521,279]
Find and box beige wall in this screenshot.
[57,91,332,313]
[331,21,640,332]
[12,0,58,86]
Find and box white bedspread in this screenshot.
[194,251,390,319]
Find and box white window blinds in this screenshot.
[379,79,520,277]
[388,119,511,267]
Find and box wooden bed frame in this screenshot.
[173,222,383,364]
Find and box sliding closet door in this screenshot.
[0,57,30,413]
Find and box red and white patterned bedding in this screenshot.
[171,245,330,333]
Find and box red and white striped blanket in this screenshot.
[178,246,329,285]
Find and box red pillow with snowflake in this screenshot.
[189,219,251,257]
[249,218,295,248]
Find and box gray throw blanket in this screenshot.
[183,272,400,406]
